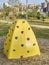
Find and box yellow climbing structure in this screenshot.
[4,19,40,59]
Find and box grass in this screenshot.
[0,22,49,39]
[29,21,49,26]
[0,23,10,36]
[32,27,49,39]
[28,18,49,26]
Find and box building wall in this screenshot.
[41,2,48,12]
[47,3,49,12]
[41,2,47,8]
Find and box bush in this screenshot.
[18,14,26,18]
[36,12,41,19]
[48,11,49,17]
[42,16,45,21]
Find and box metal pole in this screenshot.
[26,0,28,20]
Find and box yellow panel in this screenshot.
[4,19,40,59]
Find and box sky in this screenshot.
[0,0,49,8]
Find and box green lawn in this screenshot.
[32,27,49,39]
[29,21,49,26]
[0,22,49,39]
[0,23,10,36]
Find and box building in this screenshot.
[41,2,47,12]
[47,3,49,12]
[41,2,49,12]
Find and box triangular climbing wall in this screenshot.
[4,19,40,59]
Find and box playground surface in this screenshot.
[0,36,49,65]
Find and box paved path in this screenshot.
[0,20,12,24]
[30,24,49,29]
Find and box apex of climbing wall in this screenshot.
[4,19,40,59]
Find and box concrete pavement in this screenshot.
[30,24,49,29]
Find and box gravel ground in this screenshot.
[0,36,49,65]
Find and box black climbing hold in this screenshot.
[20,56,23,58]
[16,26,19,28]
[27,38,30,40]
[21,44,24,47]
[7,50,8,52]
[21,31,24,34]
[13,49,16,51]
[23,21,25,23]
[9,39,11,41]
[15,37,18,39]
[27,50,30,53]
[28,28,30,30]
[33,43,36,46]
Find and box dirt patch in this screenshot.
[0,36,49,65]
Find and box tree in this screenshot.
[18,13,26,19]
[42,15,45,23]
[37,12,41,19]
[45,0,48,3]
[5,11,9,16]
[48,11,49,17]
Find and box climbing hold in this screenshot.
[28,28,30,30]
[16,26,19,28]
[27,38,30,40]
[4,19,40,59]
[13,49,16,51]
[27,50,30,53]
[21,44,24,47]
[21,31,24,34]
[15,36,18,39]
